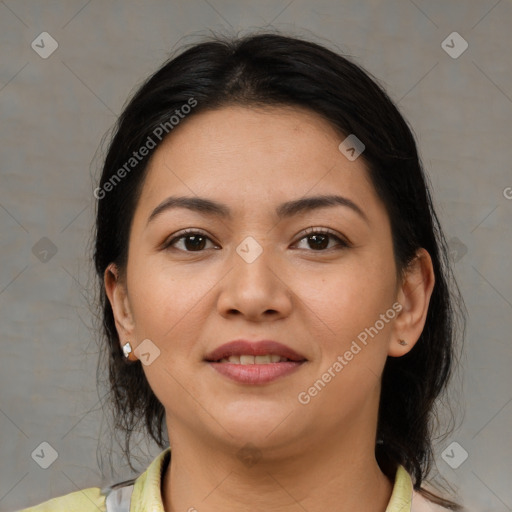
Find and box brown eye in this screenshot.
[164,229,216,252]
[295,228,349,251]
[163,227,349,253]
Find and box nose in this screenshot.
[216,243,293,322]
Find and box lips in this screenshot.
[205,340,307,384]
[204,340,307,363]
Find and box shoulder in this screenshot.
[16,447,171,512]
[17,486,106,512]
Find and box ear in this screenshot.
[104,263,137,361]
[388,248,435,357]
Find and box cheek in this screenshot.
[292,252,397,343]
[127,257,219,339]
[295,262,394,419]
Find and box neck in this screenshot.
[162,426,393,512]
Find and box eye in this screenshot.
[294,227,350,251]
[163,229,218,252]
[162,227,350,253]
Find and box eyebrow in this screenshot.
[147,194,369,226]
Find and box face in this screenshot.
[106,105,428,455]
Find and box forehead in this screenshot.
[155,104,345,170]
[136,105,381,221]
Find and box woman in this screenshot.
[20,31,467,512]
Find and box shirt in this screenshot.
[17,446,450,512]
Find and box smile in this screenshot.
[207,359,306,384]
[217,354,290,364]
[204,339,307,384]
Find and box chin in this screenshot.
[213,401,302,445]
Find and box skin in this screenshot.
[105,105,435,512]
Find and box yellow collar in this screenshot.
[386,464,413,512]
[130,447,413,512]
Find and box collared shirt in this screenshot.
[18,446,449,512]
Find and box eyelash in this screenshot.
[162,227,350,253]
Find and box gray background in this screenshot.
[1,1,511,511]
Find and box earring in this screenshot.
[398,339,408,346]
[122,342,133,359]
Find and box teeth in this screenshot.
[218,354,289,364]
[255,355,271,364]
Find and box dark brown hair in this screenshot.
[92,31,466,509]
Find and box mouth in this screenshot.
[204,339,307,363]
[213,354,295,364]
[204,339,307,384]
